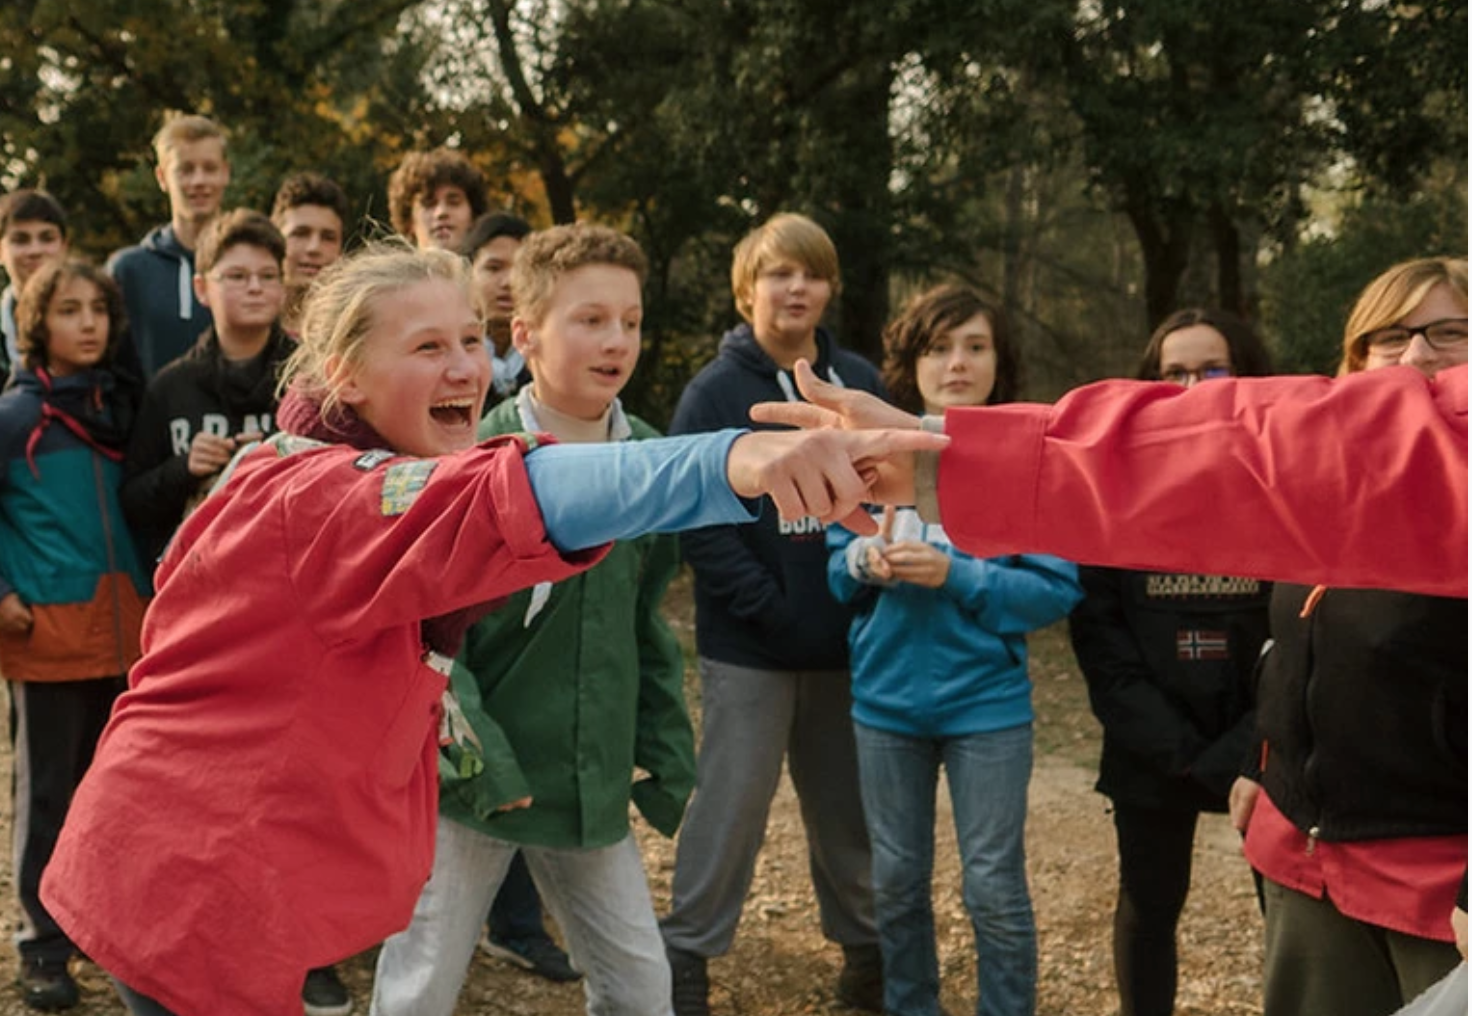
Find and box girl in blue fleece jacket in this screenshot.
[827,284,1081,1016]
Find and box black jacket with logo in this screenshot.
[1070,567,1272,811]
[121,325,294,573]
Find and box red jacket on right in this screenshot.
[934,364,1467,598]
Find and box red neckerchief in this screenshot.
[24,367,123,478]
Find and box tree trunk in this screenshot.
[822,63,894,366]
[1210,202,1244,317]
[1126,195,1194,328]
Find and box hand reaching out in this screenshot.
[749,360,926,507]
[725,426,948,536]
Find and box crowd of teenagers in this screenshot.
[0,109,1462,1016]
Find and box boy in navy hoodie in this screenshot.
[109,114,229,379]
[661,212,885,1015]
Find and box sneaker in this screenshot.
[835,943,884,1012]
[666,946,710,1016]
[479,933,581,983]
[302,965,352,1016]
[18,957,79,1012]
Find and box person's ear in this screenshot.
[193,275,210,308]
[154,160,169,195]
[512,318,537,357]
[326,354,366,407]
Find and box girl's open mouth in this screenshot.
[430,399,474,426]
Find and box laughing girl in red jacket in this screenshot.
[38,243,944,1016]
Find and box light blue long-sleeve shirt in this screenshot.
[526,428,758,551]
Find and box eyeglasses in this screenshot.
[1362,317,1468,358]
[211,269,283,288]
[1160,365,1232,386]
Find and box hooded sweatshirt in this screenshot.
[669,323,885,670]
[108,224,213,380]
[120,324,293,570]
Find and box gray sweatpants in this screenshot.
[660,658,878,957]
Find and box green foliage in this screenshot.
[1260,177,1469,376]
[1,0,1465,414]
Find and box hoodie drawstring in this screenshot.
[775,364,846,403]
[177,258,193,320]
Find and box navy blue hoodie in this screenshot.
[108,224,213,381]
[669,323,885,670]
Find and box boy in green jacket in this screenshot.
[370,223,692,1016]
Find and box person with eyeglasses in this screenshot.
[1229,257,1468,1016]
[1066,308,1275,1016]
[120,210,295,575]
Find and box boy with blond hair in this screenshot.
[661,212,886,1015]
[110,114,231,379]
[370,223,692,1016]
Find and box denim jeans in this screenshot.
[854,721,1037,1016]
[371,816,671,1016]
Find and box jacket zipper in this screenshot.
[93,452,127,675]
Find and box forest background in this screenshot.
[1,0,1467,425]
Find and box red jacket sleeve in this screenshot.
[938,364,1467,598]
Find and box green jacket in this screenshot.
[438,396,694,848]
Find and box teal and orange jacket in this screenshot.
[0,368,149,681]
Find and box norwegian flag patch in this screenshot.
[1177,629,1229,661]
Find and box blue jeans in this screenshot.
[854,721,1037,1016]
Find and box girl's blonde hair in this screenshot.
[279,242,469,416]
[1339,256,1468,375]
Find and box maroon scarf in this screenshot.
[277,383,503,657]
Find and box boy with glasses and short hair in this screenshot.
[120,210,293,572]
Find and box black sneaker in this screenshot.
[302,965,352,1016]
[836,943,884,1012]
[18,957,79,1012]
[479,933,581,983]
[667,946,710,1016]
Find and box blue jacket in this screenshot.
[670,323,886,670]
[108,224,212,380]
[0,369,149,681]
[828,509,1082,737]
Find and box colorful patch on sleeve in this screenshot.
[381,459,437,516]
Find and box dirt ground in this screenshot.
[0,577,1265,1015]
